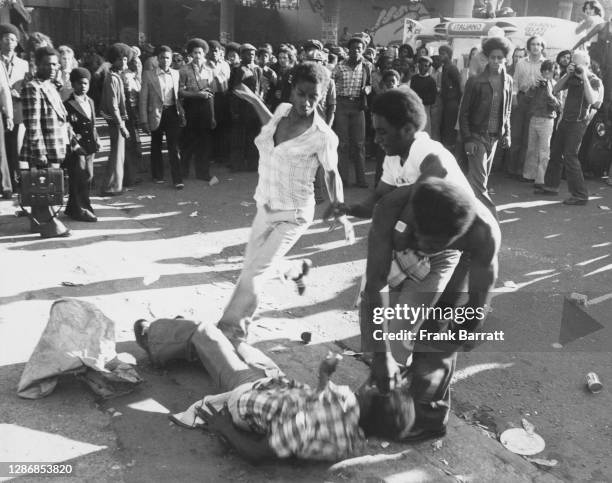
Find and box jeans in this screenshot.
[217,204,314,341]
[151,107,182,184]
[523,116,554,185]
[508,92,531,175]
[466,133,498,206]
[335,98,366,186]
[103,122,125,194]
[146,318,283,391]
[544,119,589,200]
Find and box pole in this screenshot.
[220,0,235,44]
[138,0,148,45]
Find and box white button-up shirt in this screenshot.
[157,68,175,106]
[254,103,339,210]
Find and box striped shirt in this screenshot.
[333,60,365,98]
[237,376,364,460]
[254,103,339,210]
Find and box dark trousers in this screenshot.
[4,122,20,191]
[508,93,531,175]
[151,107,182,184]
[440,98,459,152]
[65,152,94,217]
[335,98,366,186]
[229,104,260,172]
[123,113,139,187]
[182,111,213,180]
[544,119,589,200]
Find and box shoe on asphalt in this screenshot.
[153,179,165,184]
[101,190,124,197]
[563,197,588,206]
[175,183,185,190]
[133,319,151,357]
[293,259,312,295]
[400,427,447,443]
[533,187,557,195]
[72,209,97,222]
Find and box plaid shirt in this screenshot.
[237,376,365,460]
[20,78,69,165]
[253,103,339,210]
[333,59,367,98]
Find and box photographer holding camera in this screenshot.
[535,50,603,205]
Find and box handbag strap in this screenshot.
[19,200,64,225]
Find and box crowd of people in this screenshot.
[1,3,609,239]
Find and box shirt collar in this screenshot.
[157,67,172,75]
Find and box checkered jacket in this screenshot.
[237,376,365,461]
[19,78,69,166]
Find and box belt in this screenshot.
[338,96,360,102]
[162,104,175,110]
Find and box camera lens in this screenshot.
[576,66,583,75]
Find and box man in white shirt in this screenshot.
[139,45,185,189]
[332,87,500,441]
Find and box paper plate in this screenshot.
[500,428,545,455]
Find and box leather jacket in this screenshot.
[459,66,513,141]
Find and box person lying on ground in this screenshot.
[134,317,416,463]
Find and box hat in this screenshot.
[417,55,433,64]
[304,49,325,62]
[225,42,241,54]
[240,43,257,53]
[303,39,323,51]
[0,23,20,39]
[69,67,91,83]
[208,40,223,51]
[348,33,368,48]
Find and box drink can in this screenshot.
[586,372,603,393]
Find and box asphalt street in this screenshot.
[0,131,610,482]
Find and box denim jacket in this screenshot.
[459,66,513,142]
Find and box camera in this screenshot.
[575,66,584,75]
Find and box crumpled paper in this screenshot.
[17,298,141,399]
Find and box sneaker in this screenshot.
[133,319,151,357]
[175,183,185,190]
[563,197,588,206]
[293,259,313,295]
[153,179,165,184]
[208,176,219,186]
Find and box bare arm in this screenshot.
[572,22,605,50]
